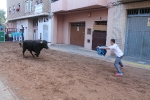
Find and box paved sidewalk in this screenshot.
[0,81,18,100]
[50,44,150,70]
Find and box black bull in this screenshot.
[19,40,50,57]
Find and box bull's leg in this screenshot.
[30,51,35,57]
[37,52,41,57]
[23,48,26,57]
[34,52,40,57]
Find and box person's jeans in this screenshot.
[114,55,124,73]
[97,48,102,55]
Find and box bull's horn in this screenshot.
[40,41,43,43]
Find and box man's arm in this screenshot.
[97,46,110,50]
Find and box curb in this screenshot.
[50,47,150,70]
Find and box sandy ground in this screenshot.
[0,42,149,100]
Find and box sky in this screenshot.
[0,0,7,15]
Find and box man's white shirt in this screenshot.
[109,44,123,57]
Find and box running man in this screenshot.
[97,39,124,76]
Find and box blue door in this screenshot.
[125,16,150,59]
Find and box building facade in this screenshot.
[7,0,52,42]
[108,0,150,59]
[51,0,108,50]
[7,0,150,59]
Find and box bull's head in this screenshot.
[40,40,49,49]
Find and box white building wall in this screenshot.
[38,18,52,43]
[28,19,34,40]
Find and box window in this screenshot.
[127,8,150,15]
[30,0,33,12]
[25,0,29,13]
[13,6,15,13]
[16,3,20,11]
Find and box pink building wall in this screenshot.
[57,15,64,44]
[54,9,108,49]
[51,0,118,55]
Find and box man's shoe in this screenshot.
[115,73,123,76]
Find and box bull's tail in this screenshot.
[19,42,23,48]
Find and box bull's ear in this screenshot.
[40,41,43,44]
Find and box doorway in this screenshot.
[70,22,85,47]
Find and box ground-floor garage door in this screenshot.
[125,16,150,59]
[70,22,85,47]
[92,31,107,50]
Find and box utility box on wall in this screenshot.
[0,31,5,42]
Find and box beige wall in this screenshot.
[52,9,108,49]
[106,7,114,56]
[108,1,150,54]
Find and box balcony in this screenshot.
[118,0,146,3]
[35,3,43,14]
[51,0,107,13]
[51,0,67,13]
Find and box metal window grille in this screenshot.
[127,8,150,15]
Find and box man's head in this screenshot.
[110,39,115,45]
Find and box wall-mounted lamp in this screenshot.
[88,13,91,17]
[99,17,102,20]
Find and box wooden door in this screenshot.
[70,22,85,47]
[70,23,76,45]
[92,31,107,50]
